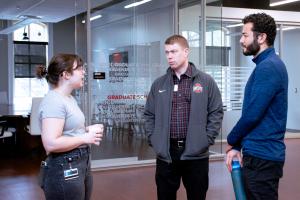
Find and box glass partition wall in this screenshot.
[79,0,225,167]
[281,25,300,132]
[179,1,225,157]
[78,0,224,168]
[76,0,300,168]
[85,0,176,167]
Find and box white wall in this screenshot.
[282,28,300,130]
[0,34,9,93]
[53,17,76,55]
[0,20,9,103]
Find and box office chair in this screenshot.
[0,121,13,138]
[0,120,16,145]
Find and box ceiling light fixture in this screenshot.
[282,27,297,31]
[226,23,244,28]
[82,14,102,24]
[270,0,300,7]
[22,26,29,40]
[277,27,298,31]
[124,0,152,9]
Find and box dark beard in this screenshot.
[242,39,260,56]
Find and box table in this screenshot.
[0,104,30,117]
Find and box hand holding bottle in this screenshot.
[231,161,247,200]
[226,145,242,172]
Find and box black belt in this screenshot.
[170,138,186,148]
[49,146,90,158]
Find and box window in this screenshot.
[205,28,230,66]
[182,22,251,111]
[14,41,47,78]
[205,21,252,111]
[13,23,49,110]
[182,31,200,47]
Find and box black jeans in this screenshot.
[242,155,284,200]
[41,147,93,200]
[155,143,209,200]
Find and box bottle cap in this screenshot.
[232,160,241,169]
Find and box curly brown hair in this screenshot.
[242,13,276,46]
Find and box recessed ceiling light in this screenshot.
[124,0,152,9]
[277,27,298,31]
[18,15,42,19]
[270,0,300,7]
[226,23,244,28]
[82,15,102,24]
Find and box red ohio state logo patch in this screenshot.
[193,83,203,93]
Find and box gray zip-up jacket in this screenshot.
[144,62,223,163]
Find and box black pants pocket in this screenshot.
[38,161,48,189]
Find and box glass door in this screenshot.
[85,0,176,167]
[179,0,224,156]
[281,25,300,132]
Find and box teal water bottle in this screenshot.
[231,161,247,200]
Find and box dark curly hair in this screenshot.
[36,53,83,86]
[242,13,276,46]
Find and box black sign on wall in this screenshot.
[93,72,105,79]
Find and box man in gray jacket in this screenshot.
[144,34,223,200]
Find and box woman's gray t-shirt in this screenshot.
[39,90,85,137]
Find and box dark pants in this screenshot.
[155,142,209,200]
[242,155,284,200]
[42,147,93,200]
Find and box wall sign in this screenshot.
[93,72,105,79]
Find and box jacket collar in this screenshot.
[252,47,275,65]
[167,62,200,78]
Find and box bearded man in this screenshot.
[226,13,288,200]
